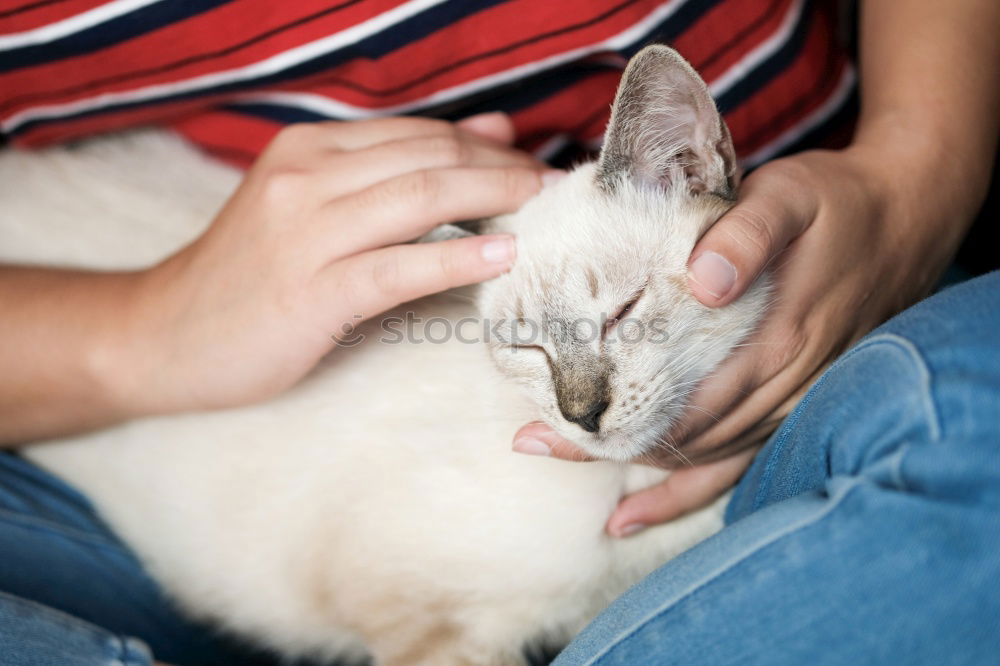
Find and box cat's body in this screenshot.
[0,47,768,665]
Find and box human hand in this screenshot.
[514,140,969,536]
[107,113,551,416]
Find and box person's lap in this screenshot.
[555,270,1000,664]
[0,451,291,665]
[3,272,999,665]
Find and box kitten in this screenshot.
[0,46,768,666]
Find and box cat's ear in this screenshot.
[598,45,739,199]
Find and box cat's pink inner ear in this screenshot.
[599,45,739,199]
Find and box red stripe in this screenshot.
[286,0,660,108]
[510,68,620,149]
[0,0,658,120]
[675,0,796,84]
[576,2,847,158]
[171,109,281,168]
[0,0,408,116]
[0,0,106,31]
[12,93,245,146]
[7,0,854,168]
[722,2,844,157]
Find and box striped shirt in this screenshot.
[0,0,856,169]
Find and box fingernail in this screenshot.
[481,236,516,264]
[542,170,568,187]
[465,111,507,122]
[614,523,647,538]
[457,112,508,134]
[688,251,736,299]
[513,437,551,457]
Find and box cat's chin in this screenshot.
[550,426,662,464]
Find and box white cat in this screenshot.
[0,47,768,665]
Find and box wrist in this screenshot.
[87,267,171,421]
[841,121,976,299]
[850,113,992,229]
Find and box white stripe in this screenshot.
[742,63,856,167]
[231,0,802,122]
[1,0,449,133]
[2,0,693,133]
[707,0,804,98]
[226,0,693,120]
[532,133,571,163]
[0,0,164,49]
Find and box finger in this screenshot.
[455,112,517,145]
[680,347,825,457]
[320,166,543,258]
[322,234,517,320]
[512,421,595,461]
[687,165,816,307]
[662,337,762,450]
[268,117,469,154]
[606,447,757,537]
[306,133,543,199]
[668,282,826,457]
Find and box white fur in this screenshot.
[0,131,724,665]
[482,166,764,463]
[0,48,769,666]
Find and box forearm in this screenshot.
[853,0,1000,226]
[0,266,140,445]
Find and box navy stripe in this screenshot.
[409,0,726,122]
[695,0,786,72]
[764,86,855,164]
[4,0,727,137]
[0,0,364,114]
[6,0,505,134]
[225,102,329,125]
[741,37,843,149]
[625,0,724,54]
[335,0,510,61]
[419,63,616,120]
[0,0,236,74]
[223,0,735,127]
[228,62,615,125]
[714,0,814,114]
[314,0,713,97]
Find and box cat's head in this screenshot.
[481,45,769,462]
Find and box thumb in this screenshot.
[606,447,756,537]
[512,421,595,462]
[687,166,815,307]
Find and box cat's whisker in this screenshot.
[651,432,693,468]
[678,403,722,423]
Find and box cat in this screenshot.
[0,46,769,666]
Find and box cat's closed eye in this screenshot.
[603,288,645,338]
[508,344,547,355]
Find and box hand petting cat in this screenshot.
[515,141,985,538]
[123,114,554,415]
[0,113,550,441]
[513,1,999,538]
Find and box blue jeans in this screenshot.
[3,273,1000,665]
[556,271,1000,665]
[0,453,294,665]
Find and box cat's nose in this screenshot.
[566,400,609,433]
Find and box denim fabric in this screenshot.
[0,591,152,666]
[555,271,1000,665]
[0,452,291,665]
